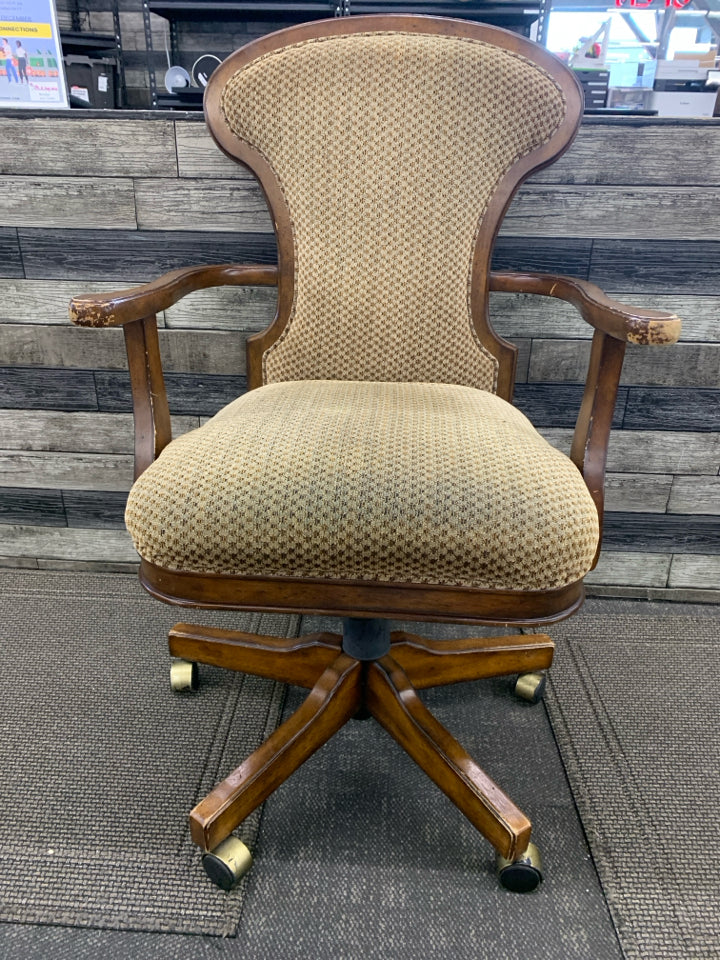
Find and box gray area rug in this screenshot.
[547,606,720,960]
[0,571,298,936]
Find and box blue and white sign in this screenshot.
[0,0,69,108]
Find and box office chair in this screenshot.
[70,15,680,892]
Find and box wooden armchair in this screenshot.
[70,16,680,893]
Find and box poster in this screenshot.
[0,0,68,108]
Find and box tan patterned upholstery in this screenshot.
[125,381,598,591]
[221,32,567,391]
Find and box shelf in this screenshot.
[147,0,538,24]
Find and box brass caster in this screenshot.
[170,658,198,692]
[202,836,253,891]
[514,671,546,704]
[497,842,543,893]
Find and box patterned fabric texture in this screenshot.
[220,32,567,391]
[125,381,599,591]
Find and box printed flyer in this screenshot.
[0,0,68,108]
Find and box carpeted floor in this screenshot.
[0,571,298,936]
[547,604,720,960]
[0,573,717,959]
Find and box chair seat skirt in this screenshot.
[125,380,599,592]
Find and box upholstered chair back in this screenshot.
[205,19,582,396]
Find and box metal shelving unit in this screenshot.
[143,0,544,108]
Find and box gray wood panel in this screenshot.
[0,523,138,562]
[19,229,278,281]
[0,118,177,177]
[668,477,720,516]
[0,368,97,412]
[64,490,128,528]
[492,237,593,278]
[95,370,245,416]
[585,550,671,588]
[542,429,720,476]
[529,341,720,389]
[590,240,720,294]
[0,488,65,526]
[489,293,720,343]
[531,125,720,187]
[0,177,137,231]
[134,178,274,233]
[668,555,720,589]
[602,513,720,554]
[163,284,276,330]
[0,452,134,491]
[0,324,248,375]
[176,120,246,179]
[513,384,627,428]
[0,280,141,325]
[623,388,720,433]
[0,411,198,453]
[502,186,720,240]
[604,473,672,514]
[0,229,23,279]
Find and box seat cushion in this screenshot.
[125,380,599,592]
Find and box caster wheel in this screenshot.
[170,659,198,692]
[202,836,253,891]
[497,842,543,893]
[514,671,546,704]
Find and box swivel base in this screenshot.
[168,618,554,890]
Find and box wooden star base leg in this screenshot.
[178,620,547,864]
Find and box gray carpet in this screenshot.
[547,605,720,960]
[0,570,298,936]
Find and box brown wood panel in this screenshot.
[501,186,720,240]
[0,117,177,177]
[134,178,274,233]
[531,124,720,187]
[0,177,137,230]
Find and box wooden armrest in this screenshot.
[69,263,278,327]
[489,271,681,345]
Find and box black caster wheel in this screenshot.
[497,842,543,893]
[170,658,198,692]
[202,836,253,890]
[514,671,546,704]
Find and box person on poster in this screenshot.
[1,37,19,83]
[15,41,28,84]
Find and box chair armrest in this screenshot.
[489,271,681,345]
[70,263,277,480]
[489,271,681,569]
[69,263,279,328]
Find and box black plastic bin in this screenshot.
[64,55,116,109]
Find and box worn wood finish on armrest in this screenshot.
[69,263,278,328]
[489,271,681,345]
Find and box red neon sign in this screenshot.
[615,0,692,7]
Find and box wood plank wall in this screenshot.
[0,112,718,602]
